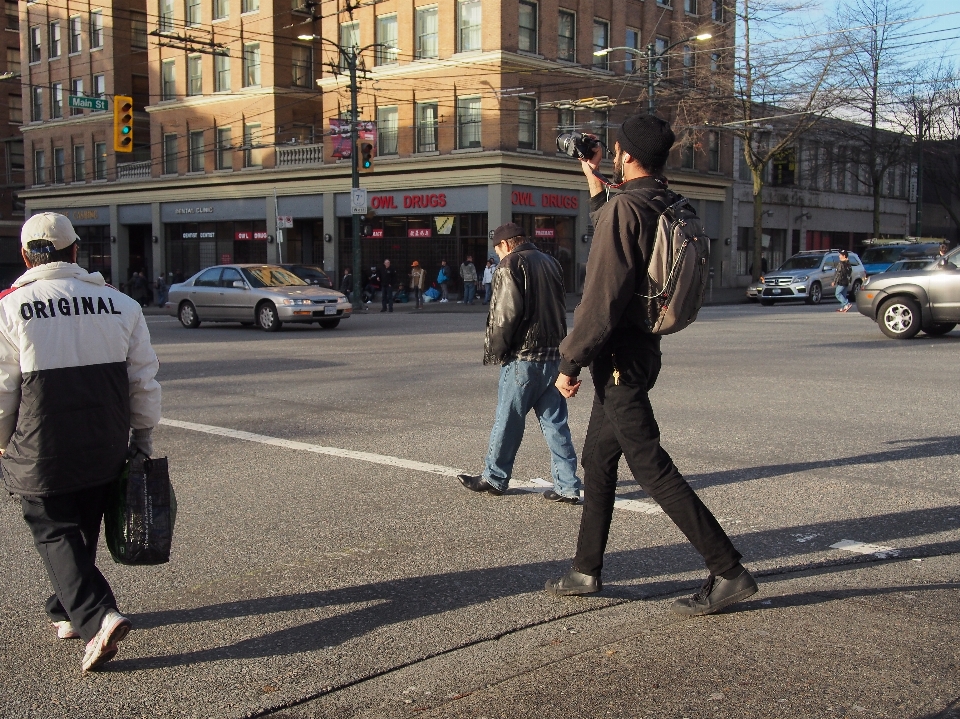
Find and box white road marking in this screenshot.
[830,539,899,558]
[159,419,666,516]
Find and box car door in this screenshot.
[926,266,960,322]
[820,253,838,291]
[217,267,250,320]
[188,268,223,318]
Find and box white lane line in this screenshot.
[830,539,899,558]
[160,418,667,516]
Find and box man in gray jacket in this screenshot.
[457,223,581,502]
[546,116,756,615]
[0,213,161,672]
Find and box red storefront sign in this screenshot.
[511,190,578,210]
[370,229,384,238]
[221,254,232,264]
[370,193,447,210]
[534,228,556,238]
[235,231,269,240]
[408,228,432,238]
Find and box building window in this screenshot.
[53,147,65,183]
[70,78,83,115]
[655,36,669,75]
[558,107,575,132]
[625,29,639,72]
[5,6,18,31]
[162,59,176,99]
[457,96,481,149]
[241,0,258,13]
[214,53,230,91]
[49,21,61,58]
[458,0,481,52]
[189,130,204,171]
[159,0,174,32]
[376,15,398,65]
[94,142,107,179]
[29,26,41,63]
[216,127,232,169]
[73,144,86,182]
[243,43,260,86]
[593,20,609,70]
[712,0,724,21]
[93,74,106,103]
[6,48,20,77]
[68,17,82,54]
[683,44,694,84]
[518,1,537,53]
[243,123,261,167]
[188,54,202,95]
[518,97,536,150]
[51,82,63,119]
[557,11,575,62]
[685,0,697,13]
[163,134,178,174]
[657,0,671,6]
[339,22,358,71]
[681,139,695,169]
[416,101,438,152]
[9,94,22,124]
[213,0,228,20]
[291,44,312,87]
[131,14,148,49]
[590,110,607,147]
[90,10,103,49]
[34,149,45,185]
[415,6,438,59]
[186,0,201,26]
[377,106,398,155]
[31,87,42,121]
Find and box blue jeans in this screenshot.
[483,359,581,498]
[463,283,476,304]
[835,285,849,306]
[483,283,492,304]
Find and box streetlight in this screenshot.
[595,33,712,115]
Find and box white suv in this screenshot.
[758,250,867,306]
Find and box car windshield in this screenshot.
[296,267,330,281]
[777,256,822,271]
[861,247,906,264]
[241,267,308,287]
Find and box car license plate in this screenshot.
[324,305,337,315]
[772,289,782,294]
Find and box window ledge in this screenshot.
[160,173,179,178]
[556,59,581,67]
[413,150,440,157]
[517,50,544,59]
[451,50,483,58]
[68,51,82,57]
[451,146,483,154]
[240,165,263,170]
[186,170,205,176]
[212,17,230,23]
[517,147,542,154]
[91,46,103,52]
[213,168,234,173]
[240,10,260,16]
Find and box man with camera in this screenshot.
[546,115,757,616]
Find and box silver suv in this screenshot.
[757,250,866,306]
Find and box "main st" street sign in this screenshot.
[68,95,108,111]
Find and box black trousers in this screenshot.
[381,285,394,310]
[20,483,117,643]
[573,343,742,578]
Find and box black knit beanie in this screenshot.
[617,115,676,171]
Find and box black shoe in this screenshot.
[457,474,503,496]
[543,490,580,505]
[671,568,759,617]
[380,309,386,312]
[545,568,602,596]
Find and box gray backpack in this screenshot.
[630,190,711,335]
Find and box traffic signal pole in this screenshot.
[348,47,363,311]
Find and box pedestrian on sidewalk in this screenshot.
[339,267,354,298]
[457,223,581,504]
[0,213,161,672]
[547,115,757,616]
[378,259,397,313]
[437,260,451,302]
[155,274,168,307]
[834,249,853,312]
[482,258,495,304]
[362,266,380,304]
[459,255,478,304]
[410,261,426,309]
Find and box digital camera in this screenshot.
[556,132,600,160]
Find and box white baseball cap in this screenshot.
[21,212,81,251]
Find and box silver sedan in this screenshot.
[167,264,352,331]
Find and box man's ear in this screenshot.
[21,247,33,269]
[620,150,635,165]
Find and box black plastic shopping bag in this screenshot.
[105,455,176,565]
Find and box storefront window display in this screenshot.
[337,213,488,296]
[166,220,268,278]
[75,225,112,283]
[511,214,575,290]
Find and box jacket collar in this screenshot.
[512,242,538,253]
[13,262,106,289]
[619,176,669,192]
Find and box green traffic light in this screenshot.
[122,127,131,134]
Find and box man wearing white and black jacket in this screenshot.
[546,115,757,616]
[0,213,161,673]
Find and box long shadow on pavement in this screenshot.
[107,505,960,671]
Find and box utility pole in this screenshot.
[916,109,924,238]
[347,46,362,311]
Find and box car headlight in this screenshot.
[280,298,309,305]
[794,275,808,282]
[861,276,871,288]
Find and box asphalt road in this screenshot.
[1,301,958,719]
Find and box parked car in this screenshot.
[860,243,942,275]
[167,264,352,331]
[757,250,866,306]
[884,259,935,273]
[280,264,334,289]
[745,278,764,301]
[855,248,960,339]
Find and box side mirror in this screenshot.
[233,280,247,289]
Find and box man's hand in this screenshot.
[579,136,604,197]
[556,373,582,399]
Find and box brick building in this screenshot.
[19,0,735,291]
[1,0,24,284]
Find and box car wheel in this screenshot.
[318,319,340,329]
[759,299,774,306]
[256,302,282,332]
[805,281,822,305]
[878,297,922,339]
[923,322,956,336]
[178,301,200,328]
[851,279,862,296]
